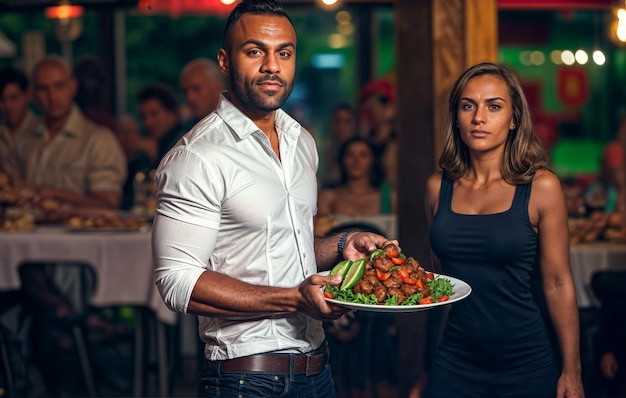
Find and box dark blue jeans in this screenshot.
[198,358,336,398]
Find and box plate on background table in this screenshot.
[320,271,471,313]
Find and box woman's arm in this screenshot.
[531,170,584,398]
[425,172,443,273]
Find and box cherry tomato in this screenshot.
[391,257,406,265]
[323,291,335,299]
[401,277,416,285]
[426,272,435,280]
[376,268,391,281]
[419,297,434,305]
[437,295,449,302]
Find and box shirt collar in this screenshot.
[36,104,83,139]
[215,92,301,140]
[59,105,84,138]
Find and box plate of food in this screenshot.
[321,244,471,312]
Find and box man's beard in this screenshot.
[229,71,293,113]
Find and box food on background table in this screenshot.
[324,243,455,306]
[569,211,626,243]
[1,212,36,232]
[65,214,147,230]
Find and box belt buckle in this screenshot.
[305,352,314,377]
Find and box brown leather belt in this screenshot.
[207,349,328,376]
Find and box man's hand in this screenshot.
[343,231,400,260]
[297,273,349,322]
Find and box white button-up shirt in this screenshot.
[152,94,324,360]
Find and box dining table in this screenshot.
[0,224,176,396]
[569,240,626,308]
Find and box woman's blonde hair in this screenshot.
[438,62,548,184]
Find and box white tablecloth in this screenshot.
[0,226,176,324]
[570,242,626,308]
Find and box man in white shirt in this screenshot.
[16,56,127,209]
[152,1,396,397]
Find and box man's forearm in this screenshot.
[187,270,299,319]
[314,234,343,271]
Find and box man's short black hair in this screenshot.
[0,67,29,95]
[222,0,294,52]
[137,83,179,113]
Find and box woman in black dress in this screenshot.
[422,63,584,397]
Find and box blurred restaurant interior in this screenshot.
[1,0,626,397]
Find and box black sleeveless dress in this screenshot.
[423,173,557,398]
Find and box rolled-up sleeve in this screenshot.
[152,213,217,313]
[152,147,223,313]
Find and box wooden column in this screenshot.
[393,1,497,396]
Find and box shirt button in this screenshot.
[297,229,301,234]
[274,376,279,381]
[303,253,306,258]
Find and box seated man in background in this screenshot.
[120,83,185,213]
[137,82,185,171]
[179,58,223,129]
[15,55,127,210]
[0,66,41,182]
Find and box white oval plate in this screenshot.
[320,271,472,313]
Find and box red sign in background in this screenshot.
[557,66,589,108]
[138,0,236,17]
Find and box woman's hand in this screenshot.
[600,352,618,380]
[556,371,585,398]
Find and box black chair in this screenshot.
[589,270,626,398]
[18,262,98,397]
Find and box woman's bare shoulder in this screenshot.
[531,169,562,194]
[426,171,444,192]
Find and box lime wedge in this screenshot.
[340,258,367,290]
[330,259,352,279]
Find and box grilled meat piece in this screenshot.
[388,287,406,304]
[374,285,387,303]
[401,283,420,296]
[382,273,403,289]
[354,279,375,295]
[363,271,379,287]
[373,255,395,273]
